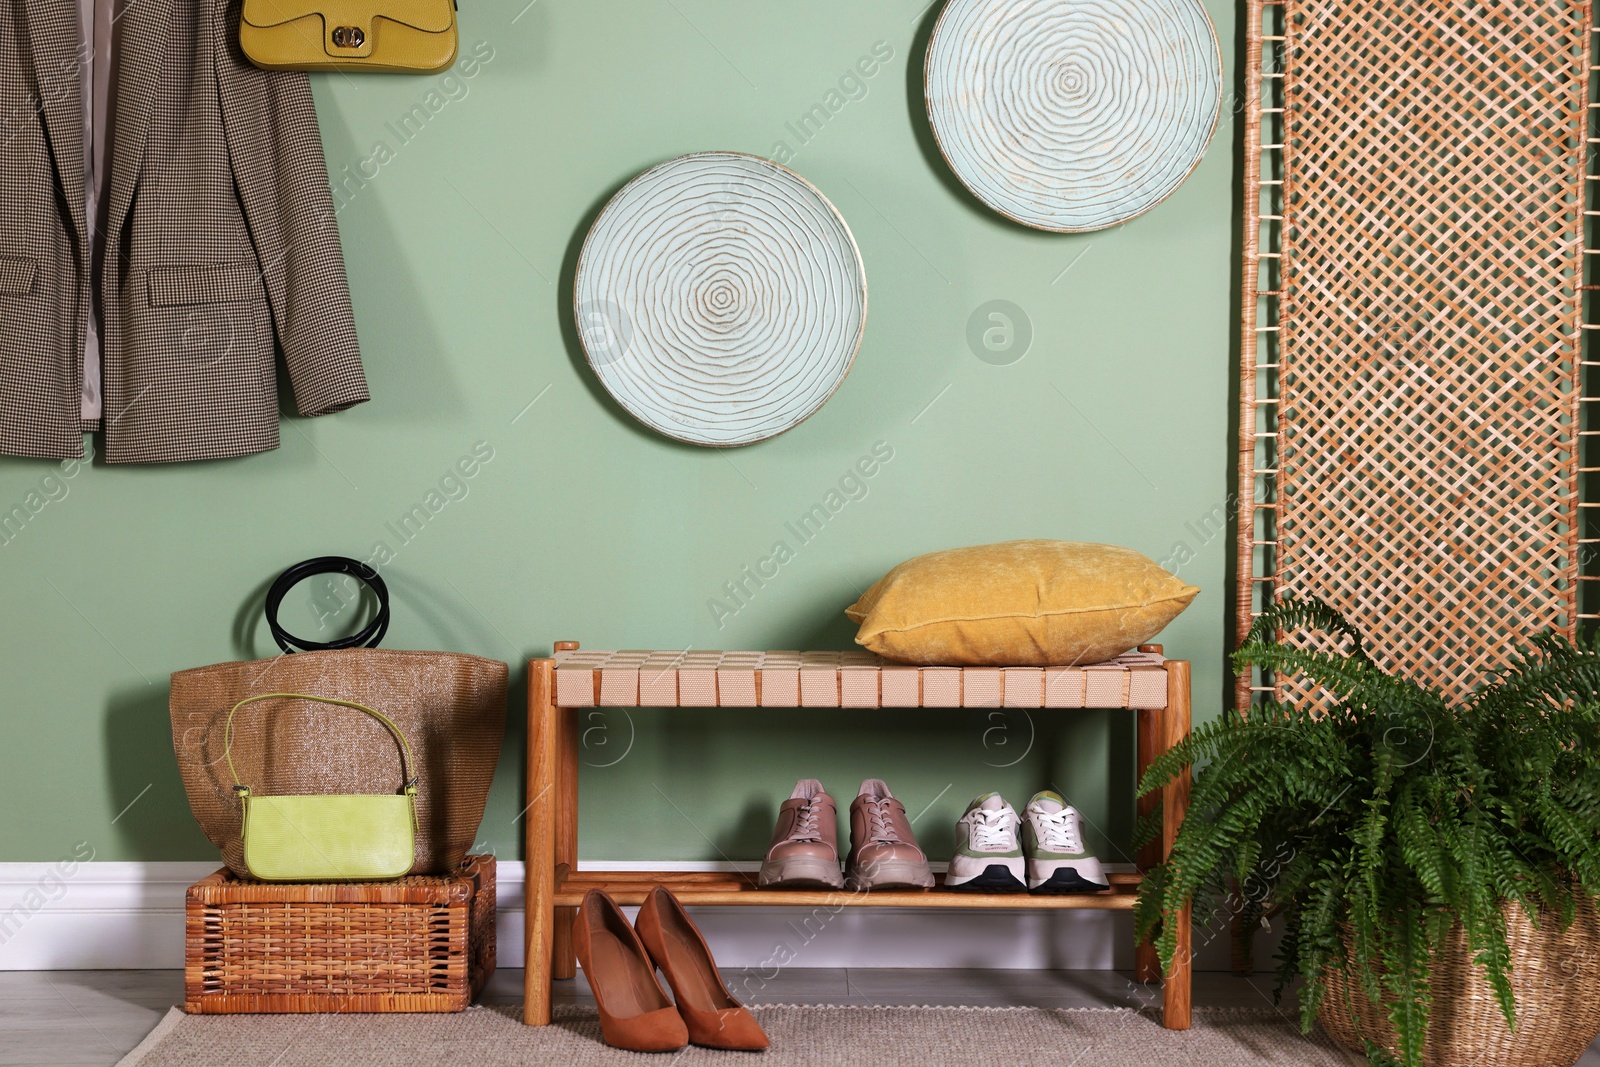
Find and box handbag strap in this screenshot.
[224,692,418,795]
[264,556,391,654]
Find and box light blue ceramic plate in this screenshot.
[575,153,867,447]
[926,0,1222,232]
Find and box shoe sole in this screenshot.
[845,858,935,890]
[758,856,844,890]
[944,862,1027,893]
[1028,860,1110,894]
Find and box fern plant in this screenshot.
[1134,595,1600,1066]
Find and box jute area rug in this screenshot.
[118,1004,1362,1066]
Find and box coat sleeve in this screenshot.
[213,19,369,417]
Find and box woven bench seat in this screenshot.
[551,648,1168,710]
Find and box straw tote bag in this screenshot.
[170,557,506,878]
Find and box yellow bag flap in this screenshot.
[241,0,453,35]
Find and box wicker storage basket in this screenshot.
[184,855,495,1014]
[1318,902,1600,1066]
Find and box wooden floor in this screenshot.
[8,968,1600,1066]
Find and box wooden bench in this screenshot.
[523,642,1192,1029]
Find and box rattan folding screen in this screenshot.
[1237,0,1600,706]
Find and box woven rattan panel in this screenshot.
[1238,0,1595,705]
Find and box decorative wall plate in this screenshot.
[574,152,867,447]
[925,0,1222,233]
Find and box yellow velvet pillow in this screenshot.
[845,540,1199,667]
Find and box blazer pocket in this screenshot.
[147,264,266,307]
[0,255,38,296]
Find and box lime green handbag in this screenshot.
[226,693,419,882]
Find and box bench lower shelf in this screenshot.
[555,868,1143,909]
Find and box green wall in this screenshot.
[0,0,1235,866]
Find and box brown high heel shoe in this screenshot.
[634,886,770,1051]
[572,889,688,1052]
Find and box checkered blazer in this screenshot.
[0,0,368,463]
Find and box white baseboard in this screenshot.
[0,861,1265,973]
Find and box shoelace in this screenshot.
[968,811,1017,851]
[1032,809,1082,853]
[788,801,824,843]
[863,798,903,844]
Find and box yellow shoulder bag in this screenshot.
[240,0,458,74]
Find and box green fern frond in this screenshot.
[1136,596,1600,1067]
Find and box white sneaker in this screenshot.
[945,793,1026,892]
[1023,791,1109,893]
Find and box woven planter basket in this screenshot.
[1318,902,1600,1066]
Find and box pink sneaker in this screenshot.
[846,779,934,890]
[757,779,843,889]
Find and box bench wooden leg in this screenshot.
[1134,705,1163,985]
[524,657,559,1024]
[552,907,578,982]
[551,694,580,981]
[1161,660,1193,1030]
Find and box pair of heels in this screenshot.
[573,886,770,1053]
